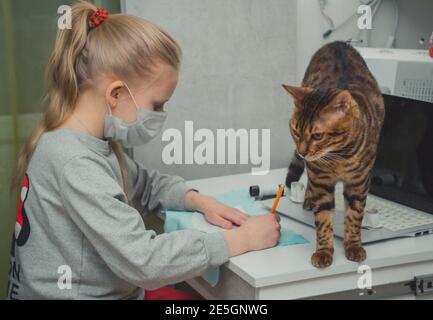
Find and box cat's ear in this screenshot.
[282,85,313,103]
[330,90,352,112]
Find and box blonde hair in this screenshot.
[12,0,182,197]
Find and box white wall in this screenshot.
[296,0,433,83]
[124,0,298,180]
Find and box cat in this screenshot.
[283,41,385,268]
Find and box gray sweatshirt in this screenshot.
[7,128,229,300]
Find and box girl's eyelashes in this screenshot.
[153,99,169,112]
[153,104,164,112]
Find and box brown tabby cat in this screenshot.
[283,41,385,268]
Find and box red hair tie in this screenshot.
[89,8,109,29]
[429,32,433,58]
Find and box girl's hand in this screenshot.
[202,198,249,229]
[184,191,281,257]
[224,213,281,257]
[185,191,249,229]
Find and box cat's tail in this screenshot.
[285,151,305,188]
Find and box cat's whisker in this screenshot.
[325,153,347,162]
[316,156,336,173]
[322,152,342,161]
[332,145,357,156]
[318,160,333,172]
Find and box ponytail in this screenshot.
[12,1,96,193]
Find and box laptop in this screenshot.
[262,94,433,243]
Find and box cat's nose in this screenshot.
[297,150,308,159]
[297,144,308,158]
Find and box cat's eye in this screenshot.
[311,133,323,140]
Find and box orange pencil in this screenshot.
[271,184,285,214]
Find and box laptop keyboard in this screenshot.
[334,192,433,232]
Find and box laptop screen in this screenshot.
[369,94,433,214]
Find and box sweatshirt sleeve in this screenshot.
[59,154,229,290]
[124,154,192,213]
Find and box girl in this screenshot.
[8,1,280,300]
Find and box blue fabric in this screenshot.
[164,188,309,286]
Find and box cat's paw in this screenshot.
[303,197,314,211]
[311,250,333,268]
[345,246,367,262]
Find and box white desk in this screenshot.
[184,168,433,300]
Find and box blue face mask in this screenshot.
[103,83,168,148]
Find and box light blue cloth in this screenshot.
[164,188,309,286]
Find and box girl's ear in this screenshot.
[282,85,313,104]
[105,81,125,110]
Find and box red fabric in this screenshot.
[144,286,203,300]
[429,46,433,58]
